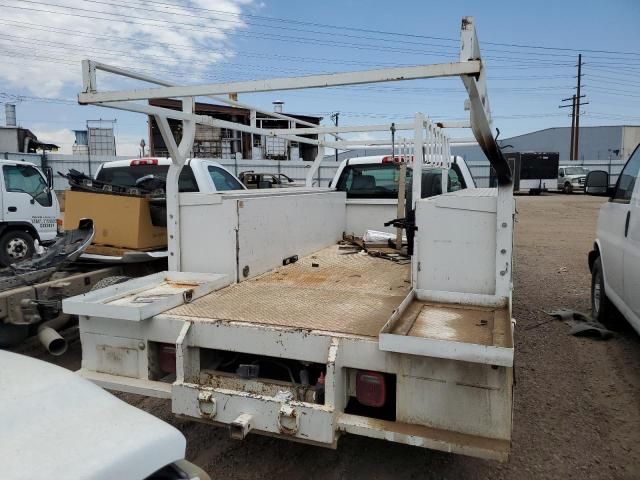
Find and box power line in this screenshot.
[62,0,640,58]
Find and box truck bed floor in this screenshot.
[168,245,411,337]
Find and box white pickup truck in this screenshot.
[330,155,475,236]
[66,16,515,462]
[95,157,246,193]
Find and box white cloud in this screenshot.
[30,128,76,150]
[0,0,254,97]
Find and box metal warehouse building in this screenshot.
[453,125,640,162]
[327,125,640,187]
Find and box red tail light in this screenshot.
[381,155,414,164]
[158,344,176,374]
[130,158,159,166]
[356,370,386,407]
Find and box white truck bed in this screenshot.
[168,245,410,338]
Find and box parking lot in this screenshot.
[23,194,640,479]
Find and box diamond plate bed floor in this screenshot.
[168,245,411,337]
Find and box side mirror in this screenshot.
[559,171,564,177]
[585,170,611,196]
[45,167,54,189]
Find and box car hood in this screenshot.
[0,351,185,480]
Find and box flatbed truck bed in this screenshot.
[168,245,410,338]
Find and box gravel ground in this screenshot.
[20,194,640,479]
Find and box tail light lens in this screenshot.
[356,370,386,407]
[381,155,414,164]
[130,158,158,166]
[158,344,176,374]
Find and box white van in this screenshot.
[586,144,640,333]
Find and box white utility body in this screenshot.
[64,17,516,461]
[0,160,59,266]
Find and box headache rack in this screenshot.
[77,15,512,273]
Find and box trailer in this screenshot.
[497,152,559,195]
[64,17,516,461]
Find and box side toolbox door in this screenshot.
[622,149,640,326]
[1,164,56,239]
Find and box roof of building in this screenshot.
[503,125,640,141]
[149,98,322,123]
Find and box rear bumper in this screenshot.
[77,318,513,462]
[79,371,509,461]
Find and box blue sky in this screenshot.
[0,0,638,155]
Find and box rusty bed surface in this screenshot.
[167,245,411,337]
[390,301,512,348]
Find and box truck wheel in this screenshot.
[562,182,573,194]
[0,230,35,267]
[0,323,29,348]
[592,257,614,322]
[90,275,131,291]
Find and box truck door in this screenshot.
[1,164,57,241]
[601,148,640,306]
[621,148,640,324]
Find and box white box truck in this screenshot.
[64,17,516,461]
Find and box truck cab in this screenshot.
[558,165,589,194]
[94,157,246,193]
[0,160,59,266]
[329,155,475,236]
[586,145,640,333]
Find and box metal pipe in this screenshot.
[37,315,70,356]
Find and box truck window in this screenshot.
[336,163,467,199]
[613,146,640,204]
[207,166,244,191]
[96,165,199,192]
[336,164,403,199]
[3,165,52,207]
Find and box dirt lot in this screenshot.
[21,194,640,479]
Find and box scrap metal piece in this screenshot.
[545,309,614,340]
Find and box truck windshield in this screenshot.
[2,164,52,207]
[207,166,245,191]
[336,163,466,199]
[96,165,199,192]
[564,167,589,175]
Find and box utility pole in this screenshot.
[560,95,577,160]
[331,112,339,162]
[559,54,587,161]
[574,54,583,161]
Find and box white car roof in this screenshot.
[0,351,186,480]
[0,160,38,167]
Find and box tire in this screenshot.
[592,257,614,322]
[0,230,35,267]
[562,182,573,194]
[0,323,29,348]
[90,275,132,291]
